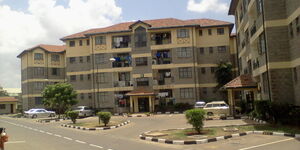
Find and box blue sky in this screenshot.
[0,0,234,88]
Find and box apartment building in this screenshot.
[59,18,237,113]
[17,45,66,110]
[229,0,300,105]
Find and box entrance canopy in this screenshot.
[126,89,155,113]
[126,89,155,96]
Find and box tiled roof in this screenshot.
[61,18,233,41]
[126,88,155,96]
[0,97,18,102]
[17,44,66,58]
[224,74,257,89]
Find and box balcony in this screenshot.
[112,35,131,49]
[155,69,172,85]
[151,32,171,45]
[112,53,132,68]
[114,81,132,87]
[152,50,172,65]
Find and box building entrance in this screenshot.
[138,97,149,112]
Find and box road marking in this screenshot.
[75,140,86,144]
[6,141,26,144]
[39,130,45,133]
[239,138,294,150]
[89,144,103,149]
[107,149,113,150]
[63,137,73,140]
[54,134,62,137]
[46,132,53,135]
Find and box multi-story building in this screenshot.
[17,44,66,110]
[19,18,237,112]
[229,0,300,105]
[59,18,237,113]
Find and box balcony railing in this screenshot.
[151,33,171,45]
[114,81,132,87]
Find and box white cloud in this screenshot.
[187,0,229,13]
[0,0,122,88]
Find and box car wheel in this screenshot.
[49,114,55,117]
[207,112,213,116]
[84,114,87,117]
[32,114,37,118]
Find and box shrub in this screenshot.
[97,112,112,126]
[174,103,193,111]
[185,109,206,134]
[67,111,79,124]
[254,100,270,120]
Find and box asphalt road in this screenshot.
[1,115,299,150]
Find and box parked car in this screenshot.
[194,101,206,108]
[24,108,56,118]
[73,106,93,117]
[203,101,230,116]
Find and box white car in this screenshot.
[24,109,56,118]
[203,101,230,116]
[73,106,93,117]
[194,101,206,108]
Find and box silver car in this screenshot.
[24,109,56,118]
[73,106,93,117]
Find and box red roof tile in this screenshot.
[224,74,257,89]
[0,97,18,102]
[61,18,233,41]
[17,44,65,58]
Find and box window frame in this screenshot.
[217,28,225,35]
[179,67,192,78]
[177,47,192,58]
[95,36,106,45]
[69,41,75,47]
[135,57,148,66]
[177,29,190,38]
[34,53,44,60]
[180,88,194,99]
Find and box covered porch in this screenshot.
[126,90,155,113]
[223,74,258,116]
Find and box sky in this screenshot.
[0,0,234,88]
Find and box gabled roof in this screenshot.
[17,44,66,58]
[223,74,257,89]
[0,97,18,103]
[61,18,233,41]
[228,0,239,15]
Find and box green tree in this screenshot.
[215,62,233,87]
[42,83,78,118]
[185,109,206,134]
[67,111,79,124]
[97,112,111,126]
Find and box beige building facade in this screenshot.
[19,18,237,112]
[229,0,300,105]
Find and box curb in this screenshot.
[36,118,68,123]
[249,117,267,124]
[61,120,130,131]
[139,129,300,145]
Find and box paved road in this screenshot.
[1,115,299,150]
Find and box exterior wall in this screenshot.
[0,102,17,114]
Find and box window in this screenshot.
[136,77,149,86]
[180,88,193,98]
[294,68,298,82]
[256,0,263,15]
[80,93,84,99]
[87,74,91,80]
[0,104,5,109]
[134,26,147,47]
[97,73,106,83]
[34,67,44,76]
[88,93,92,99]
[208,29,212,35]
[179,67,192,78]
[258,33,266,54]
[87,39,90,46]
[211,67,215,73]
[199,30,203,36]
[34,53,43,60]
[209,47,213,54]
[177,47,192,57]
[69,41,75,47]
[98,92,108,102]
[95,36,106,45]
[218,46,227,53]
[79,56,83,63]
[202,87,207,95]
[79,40,83,46]
[217,28,224,35]
[69,57,76,63]
[87,56,90,63]
[52,68,59,76]
[199,48,204,55]
[112,35,130,48]
[177,29,189,38]
[135,57,148,66]
[51,54,59,62]
[80,75,84,81]
[35,97,43,105]
[70,75,76,82]
[95,54,105,64]
[34,82,44,90]
[201,68,206,74]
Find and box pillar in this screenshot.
[227,89,235,116]
[134,97,139,113]
[130,96,133,113]
[148,96,152,112]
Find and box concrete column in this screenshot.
[148,96,152,112]
[227,89,235,116]
[134,97,139,113]
[130,96,133,113]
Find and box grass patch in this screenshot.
[144,124,300,141]
[69,120,126,128]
